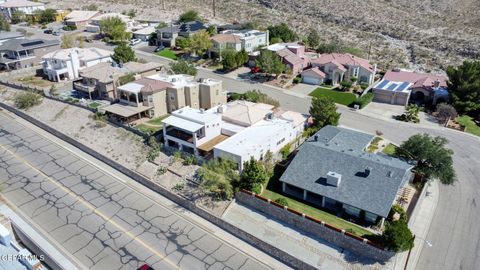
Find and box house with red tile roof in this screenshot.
[310,53,376,86]
[300,67,326,85]
[372,69,449,105]
[264,43,308,74]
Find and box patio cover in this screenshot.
[103,103,151,118]
[162,116,203,133]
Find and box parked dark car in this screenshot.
[43,29,53,34]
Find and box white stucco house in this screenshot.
[42,47,112,81]
[162,100,306,170]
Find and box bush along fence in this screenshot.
[236,190,395,261]
[0,102,319,270]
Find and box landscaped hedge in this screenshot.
[349,92,374,109]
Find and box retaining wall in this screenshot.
[0,102,318,270]
[236,190,395,261]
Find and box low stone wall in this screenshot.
[236,190,396,262]
[0,102,317,270]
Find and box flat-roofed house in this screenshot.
[103,77,173,122]
[0,38,60,70]
[42,47,112,81]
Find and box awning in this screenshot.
[198,135,230,152]
[162,116,203,132]
[103,103,151,118]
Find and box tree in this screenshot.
[188,30,212,56]
[436,103,457,124]
[446,61,480,117]
[169,60,197,76]
[404,104,420,123]
[235,49,249,67]
[306,28,320,49]
[11,10,26,24]
[14,91,43,109]
[309,96,341,128]
[0,17,10,31]
[255,49,285,78]
[396,134,456,185]
[231,90,280,108]
[39,9,57,24]
[60,34,74,49]
[155,22,168,29]
[221,49,238,71]
[239,157,269,191]
[199,158,239,200]
[382,221,414,252]
[175,36,191,50]
[100,16,131,42]
[267,23,297,42]
[207,25,216,36]
[179,10,200,22]
[127,9,136,19]
[112,43,136,63]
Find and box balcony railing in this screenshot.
[166,128,193,143]
[73,82,95,93]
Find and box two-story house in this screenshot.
[307,53,376,86]
[86,13,137,33]
[260,43,308,74]
[74,61,161,100]
[0,38,60,70]
[209,29,269,58]
[103,77,173,122]
[156,21,207,48]
[42,47,112,81]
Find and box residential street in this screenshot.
[4,26,480,269]
[0,112,275,270]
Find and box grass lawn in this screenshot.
[261,189,373,237]
[382,143,397,156]
[309,87,356,106]
[457,115,480,137]
[88,102,102,109]
[136,124,160,134]
[156,49,177,60]
[146,115,169,125]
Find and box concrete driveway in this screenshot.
[288,83,317,96]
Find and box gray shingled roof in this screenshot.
[0,39,59,52]
[280,126,413,218]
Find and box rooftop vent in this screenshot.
[364,167,372,177]
[217,106,224,113]
[387,171,394,178]
[326,171,342,187]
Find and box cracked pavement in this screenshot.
[0,112,270,270]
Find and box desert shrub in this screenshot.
[183,155,197,165]
[350,92,374,109]
[156,166,167,175]
[14,91,42,109]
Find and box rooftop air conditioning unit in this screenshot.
[326,171,342,187]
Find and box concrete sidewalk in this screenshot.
[393,181,439,270]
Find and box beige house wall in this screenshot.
[167,87,186,112]
[199,83,225,109]
[151,91,168,117]
[185,85,200,109]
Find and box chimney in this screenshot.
[217,106,224,113]
[326,171,342,187]
[387,171,393,178]
[433,79,440,88]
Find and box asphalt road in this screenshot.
[6,26,480,269]
[0,112,270,270]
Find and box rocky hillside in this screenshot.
[54,0,480,72]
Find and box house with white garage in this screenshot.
[280,125,413,226]
[162,100,307,168]
[64,10,100,26]
[86,13,137,33]
[0,0,45,21]
[309,53,376,86]
[301,67,326,85]
[42,47,112,81]
[372,69,449,105]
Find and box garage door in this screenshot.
[302,76,320,85]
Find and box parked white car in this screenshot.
[130,39,142,46]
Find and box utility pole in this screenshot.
[212,0,216,17]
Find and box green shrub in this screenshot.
[274,197,289,207]
[388,204,408,223]
[183,155,197,165]
[382,220,414,252]
[172,182,184,192]
[360,83,369,90]
[293,76,301,84]
[350,92,374,109]
[251,183,262,194]
[156,166,167,175]
[62,25,77,31]
[173,151,182,162]
[14,91,42,109]
[279,143,292,160]
[340,81,352,89]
